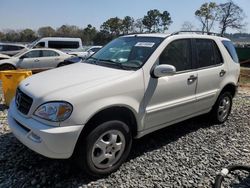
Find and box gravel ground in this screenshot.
[0,90,250,188]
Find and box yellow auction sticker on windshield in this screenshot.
[135,42,155,47]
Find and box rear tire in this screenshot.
[210,92,233,124]
[75,120,132,178]
[0,64,16,71]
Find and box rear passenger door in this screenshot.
[38,50,61,68]
[194,39,226,111]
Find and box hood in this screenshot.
[19,63,133,99]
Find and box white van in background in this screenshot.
[28,37,83,52]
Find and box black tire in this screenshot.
[210,91,233,124]
[0,64,16,71]
[76,120,132,178]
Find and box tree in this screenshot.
[56,25,81,38]
[217,1,246,35]
[101,17,123,36]
[3,30,20,42]
[160,11,172,32]
[19,29,37,42]
[134,18,144,33]
[38,26,55,37]
[142,9,161,32]
[195,2,218,32]
[93,30,113,45]
[142,9,172,33]
[181,21,195,31]
[81,24,97,45]
[122,16,134,34]
[0,32,5,41]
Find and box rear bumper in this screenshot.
[7,100,83,159]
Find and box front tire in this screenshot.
[210,92,233,123]
[76,120,132,178]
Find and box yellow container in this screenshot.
[0,70,32,106]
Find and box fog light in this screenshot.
[28,132,42,143]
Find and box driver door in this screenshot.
[144,39,198,129]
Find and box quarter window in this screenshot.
[222,40,239,63]
[159,39,192,72]
[196,39,223,68]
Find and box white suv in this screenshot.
[8,32,240,177]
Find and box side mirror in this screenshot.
[19,56,25,59]
[152,64,176,78]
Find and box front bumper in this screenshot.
[7,100,83,159]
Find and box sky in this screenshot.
[0,0,250,33]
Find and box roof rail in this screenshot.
[170,31,223,37]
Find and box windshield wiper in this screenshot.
[86,57,137,70]
[97,59,137,70]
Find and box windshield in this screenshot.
[13,48,28,57]
[86,36,164,70]
[27,39,40,49]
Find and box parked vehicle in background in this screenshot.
[8,32,240,177]
[28,37,83,52]
[68,46,102,59]
[0,53,10,60]
[61,56,82,66]
[0,48,72,70]
[0,43,27,56]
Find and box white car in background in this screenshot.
[0,53,10,60]
[0,43,27,56]
[0,48,72,70]
[68,46,102,59]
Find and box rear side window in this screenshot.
[42,50,59,57]
[3,45,24,51]
[159,39,192,72]
[195,39,223,68]
[48,41,79,49]
[222,40,239,63]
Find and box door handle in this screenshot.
[55,58,60,60]
[220,70,226,77]
[187,75,197,84]
[34,59,40,62]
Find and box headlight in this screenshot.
[34,102,73,122]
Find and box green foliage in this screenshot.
[142,9,172,33]
[122,16,134,34]
[19,29,37,42]
[101,17,123,36]
[37,26,55,37]
[195,2,218,32]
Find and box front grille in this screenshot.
[15,88,33,115]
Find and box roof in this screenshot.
[122,31,229,41]
[0,42,26,47]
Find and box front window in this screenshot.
[86,36,164,70]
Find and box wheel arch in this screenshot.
[220,83,237,98]
[81,105,138,138]
[0,63,16,69]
